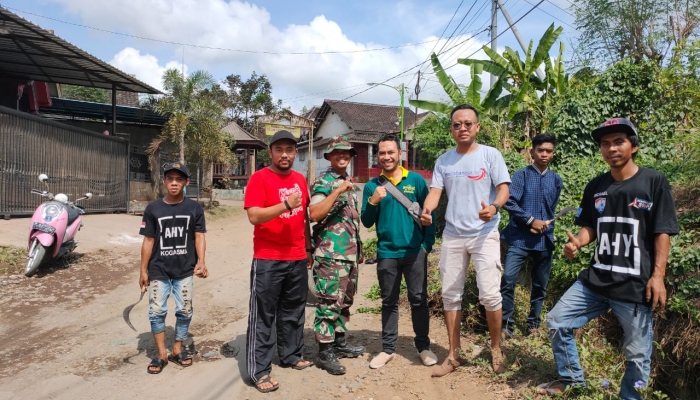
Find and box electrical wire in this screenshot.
[5,6,442,55]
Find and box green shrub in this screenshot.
[362,237,377,260]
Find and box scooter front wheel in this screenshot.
[25,238,47,277]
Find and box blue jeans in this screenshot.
[500,246,553,335]
[546,280,653,400]
[148,276,194,341]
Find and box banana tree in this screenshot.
[458,24,566,141]
[408,52,483,114]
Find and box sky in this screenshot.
[1,0,580,113]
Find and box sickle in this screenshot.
[530,207,579,234]
[123,287,147,333]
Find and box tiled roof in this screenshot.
[301,105,321,121]
[317,100,419,134]
[222,121,266,148]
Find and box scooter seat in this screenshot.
[66,206,80,226]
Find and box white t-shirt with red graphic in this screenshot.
[244,167,309,261]
[431,145,511,238]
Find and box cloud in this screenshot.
[109,48,187,92]
[51,0,490,111]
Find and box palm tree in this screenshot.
[146,69,234,198]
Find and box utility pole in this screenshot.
[496,0,545,81]
[490,0,498,88]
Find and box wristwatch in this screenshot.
[490,202,501,213]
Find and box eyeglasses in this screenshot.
[451,122,477,130]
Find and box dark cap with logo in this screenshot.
[269,130,298,148]
[163,162,190,178]
[591,117,638,144]
[324,136,357,160]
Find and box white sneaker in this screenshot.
[369,352,395,369]
[419,349,438,366]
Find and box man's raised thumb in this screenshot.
[566,231,577,244]
[481,200,488,209]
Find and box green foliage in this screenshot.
[363,280,407,302]
[459,24,568,140]
[148,69,234,170]
[549,59,667,159]
[570,0,700,66]
[412,113,453,170]
[60,85,110,104]
[223,72,283,130]
[362,237,377,260]
[355,306,382,314]
[0,246,25,275]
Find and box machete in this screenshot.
[529,206,578,234]
[123,287,147,333]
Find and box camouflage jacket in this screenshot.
[310,168,360,262]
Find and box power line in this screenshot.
[522,0,576,29]
[436,0,474,55]
[6,6,441,55]
[419,0,547,94]
[417,0,466,77]
[420,0,489,76]
[338,28,489,102]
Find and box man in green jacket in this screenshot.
[361,133,437,369]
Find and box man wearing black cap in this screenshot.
[139,162,208,374]
[537,118,679,400]
[244,130,314,393]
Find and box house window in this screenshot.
[316,148,323,159]
[299,151,306,161]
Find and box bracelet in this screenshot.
[367,198,377,206]
[306,248,314,253]
[284,199,292,211]
[526,216,535,226]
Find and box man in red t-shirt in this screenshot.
[244,130,314,393]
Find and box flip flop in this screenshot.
[168,352,192,367]
[254,375,279,393]
[430,357,463,377]
[281,358,314,370]
[147,358,167,374]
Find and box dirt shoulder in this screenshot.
[0,204,513,400]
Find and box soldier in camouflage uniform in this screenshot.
[309,136,366,375]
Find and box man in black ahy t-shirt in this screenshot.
[139,162,208,374]
[537,118,679,400]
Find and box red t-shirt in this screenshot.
[244,167,309,260]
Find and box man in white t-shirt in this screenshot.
[421,104,511,376]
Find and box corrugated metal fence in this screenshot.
[0,105,128,216]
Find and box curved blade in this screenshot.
[554,207,578,220]
[122,288,147,333]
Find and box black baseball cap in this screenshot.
[269,130,298,147]
[591,117,638,144]
[163,162,190,178]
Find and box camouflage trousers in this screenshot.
[313,257,358,343]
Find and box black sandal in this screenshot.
[168,352,192,367]
[254,375,279,393]
[147,358,167,374]
[281,358,314,370]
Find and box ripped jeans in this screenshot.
[148,276,194,341]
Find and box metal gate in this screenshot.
[0,105,128,216]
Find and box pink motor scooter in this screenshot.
[25,174,92,277]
